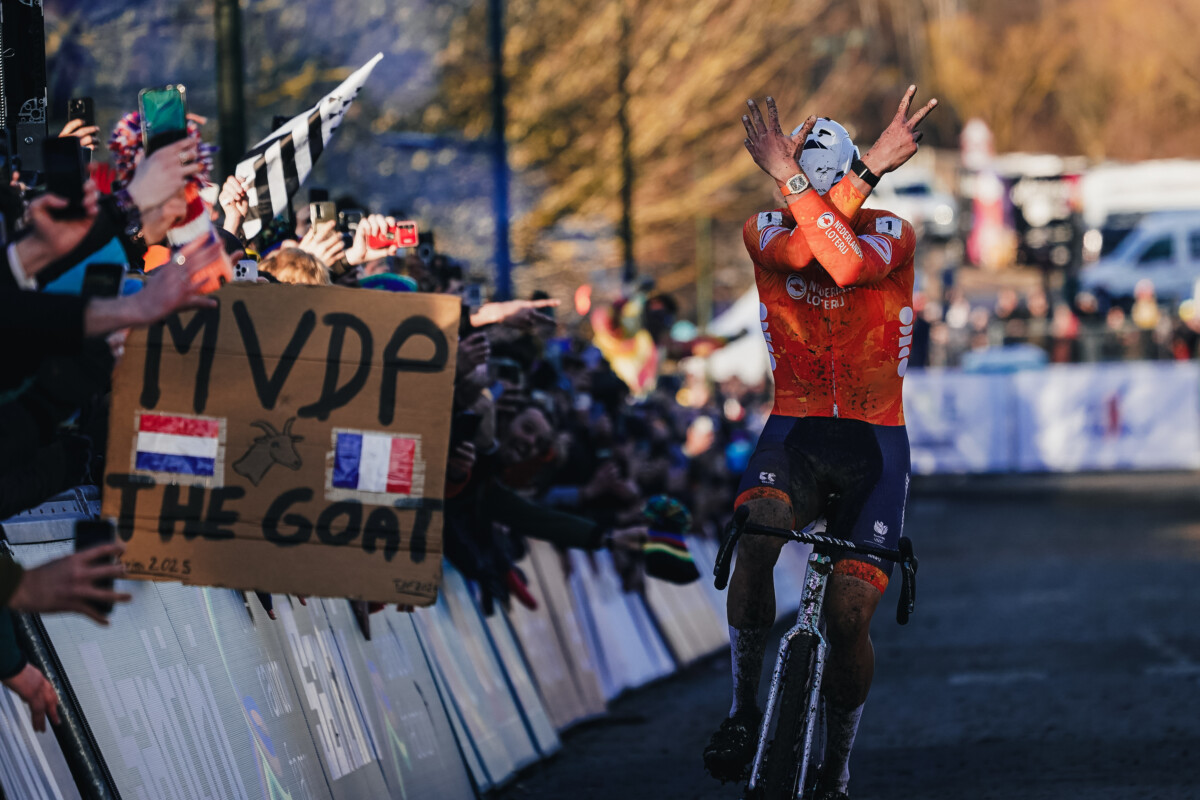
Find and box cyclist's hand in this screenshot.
[742,96,814,185]
[861,85,938,176]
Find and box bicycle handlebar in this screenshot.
[713,505,919,625]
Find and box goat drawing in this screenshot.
[233,418,304,486]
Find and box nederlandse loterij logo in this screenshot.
[817,212,835,230]
[786,274,807,300]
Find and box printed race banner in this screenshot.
[903,369,1016,474]
[102,283,459,605]
[1013,361,1200,472]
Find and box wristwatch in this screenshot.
[783,172,810,196]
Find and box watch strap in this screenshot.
[851,157,880,188]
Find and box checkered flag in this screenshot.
[235,53,383,240]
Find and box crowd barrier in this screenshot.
[904,361,1200,474]
[0,489,816,800]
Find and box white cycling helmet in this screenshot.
[793,117,858,195]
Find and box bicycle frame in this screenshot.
[712,506,917,798]
[747,549,832,795]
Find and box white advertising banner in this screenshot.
[903,370,1016,474]
[1014,361,1200,472]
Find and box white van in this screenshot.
[1080,210,1200,300]
[864,172,957,241]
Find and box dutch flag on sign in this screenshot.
[135,414,222,477]
[332,431,418,496]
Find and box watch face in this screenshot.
[788,174,808,193]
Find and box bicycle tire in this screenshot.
[755,632,821,800]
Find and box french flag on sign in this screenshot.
[332,432,417,495]
[135,414,222,477]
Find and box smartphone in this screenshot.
[138,85,188,154]
[82,262,127,298]
[491,357,524,387]
[450,411,483,448]
[74,519,117,616]
[463,283,484,310]
[309,201,337,225]
[337,209,363,235]
[42,137,87,218]
[366,220,419,250]
[338,209,363,248]
[308,187,329,203]
[417,231,436,266]
[68,97,95,127]
[233,259,259,282]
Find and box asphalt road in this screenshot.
[498,473,1200,799]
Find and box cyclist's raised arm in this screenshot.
[786,191,915,287]
[743,178,870,274]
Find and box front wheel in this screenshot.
[753,632,823,800]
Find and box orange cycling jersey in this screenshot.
[744,176,917,426]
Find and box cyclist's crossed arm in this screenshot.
[743,177,870,273]
[785,190,915,287]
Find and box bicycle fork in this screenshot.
[747,550,832,797]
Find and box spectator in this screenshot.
[260,248,330,285]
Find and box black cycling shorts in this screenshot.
[734,415,910,592]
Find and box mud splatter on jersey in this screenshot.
[743,177,917,426]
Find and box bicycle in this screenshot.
[713,505,918,800]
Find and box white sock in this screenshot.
[729,624,769,717]
[822,702,864,793]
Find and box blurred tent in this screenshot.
[705,288,769,384]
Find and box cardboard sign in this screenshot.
[102,283,460,605]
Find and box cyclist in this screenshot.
[703,87,936,799]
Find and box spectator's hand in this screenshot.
[2,664,60,733]
[217,175,251,235]
[7,544,132,625]
[58,118,100,151]
[298,221,344,267]
[121,235,222,327]
[140,188,188,245]
[457,332,491,378]
[126,139,204,211]
[470,299,560,328]
[861,85,938,176]
[447,442,476,483]
[504,306,556,333]
[107,329,129,363]
[584,462,640,505]
[583,462,620,502]
[606,525,649,552]
[742,97,814,184]
[13,182,101,279]
[345,214,400,266]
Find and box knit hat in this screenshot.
[642,495,700,585]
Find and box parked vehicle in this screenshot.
[864,172,958,241]
[1079,210,1200,301]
